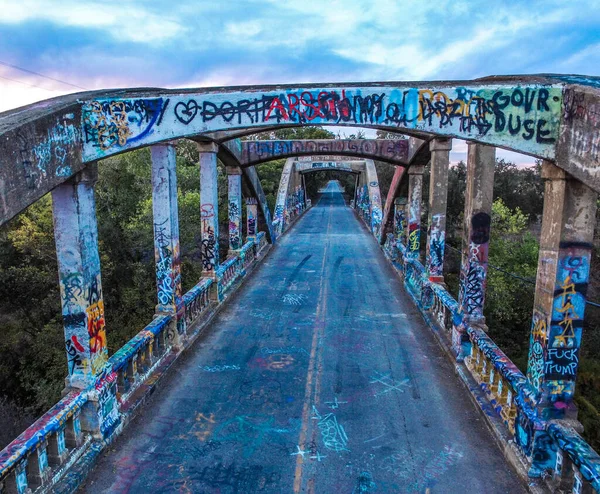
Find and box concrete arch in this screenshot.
[1,75,599,226]
[238,139,417,166]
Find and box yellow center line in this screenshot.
[293,196,333,493]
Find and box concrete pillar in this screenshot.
[301,174,307,209]
[52,164,107,389]
[151,144,185,339]
[452,143,495,360]
[246,198,258,241]
[394,197,407,242]
[406,165,424,259]
[527,162,597,419]
[227,166,243,252]
[426,138,452,282]
[353,174,360,208]
[198,142,220,277]
[458,143,496,323]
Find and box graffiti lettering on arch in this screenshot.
[81,85,563,160]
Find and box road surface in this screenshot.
[84,181,525,493]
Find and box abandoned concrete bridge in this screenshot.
[0,75,599,493]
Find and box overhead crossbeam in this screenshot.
[0,75,598,227]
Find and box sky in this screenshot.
[0,0,599,165]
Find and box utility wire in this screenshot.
[441,237,600,309]
[0,59,88,91]
[0,73,53,91]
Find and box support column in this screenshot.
[453,143,495,359]
[353,174,360,208]
[227,166,243,253]
[426,138,452,282]
[393,197,407,242]
[151,144,185,339]
[301,174,307,209]
[406,165,424,259]
[458,143,495,323]
[246,198,258,241]
[198,142,220,277]
[52,164,107,389]
[525,163,597,479]
[527,162,597,418]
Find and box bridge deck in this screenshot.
[84,183,525,493]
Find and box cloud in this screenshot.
[0,0,598,119]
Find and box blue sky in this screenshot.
[1,0,599,164]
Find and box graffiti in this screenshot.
[369,371,410,396]
[16,123,79,192]
[82,98,169,152]
[154,219,176,306]
[62,272,84,304]
[427,214,446,277]
[312,406,349,453]
[325,396,348,409]
[239,379,284,408]
[259,346,308,356]
[212,415,297,457]
[82,85,562,164]
[545,348,579,380]
[200,203,215,219]
[65,335,86,374]
[200,364,241,372]
[544,243,591,396]
[201,226,216,271]
[174,99,200,124]
[527,310,547,392]
[408,226,420,252]
[97,380,120,438]
[242,139,409,165]
[282,293,307,305]
[459,212,491,317]
[253,354,296,371]
[86,301,105,354]
[471,212,491,244]
[561,88,600,167]
[188,462,281,492]
[353,471,377,493]
[247,216,256,236]
[393,204,405,239]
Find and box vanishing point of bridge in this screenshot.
[0,76,599,493]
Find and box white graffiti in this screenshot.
[282,293,307,306]
[200,364,241,372]
[369,371,410,396]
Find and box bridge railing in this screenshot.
[383,235,600,494]
[0,230,272,494]
[0,391,88,493]
[184,278,213,329]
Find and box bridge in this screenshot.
[0,75,599,493]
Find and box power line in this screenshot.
[0,59,88,91]
[422,228,600,309]
[0,73,53,91]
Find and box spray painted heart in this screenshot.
[174,100,200,125]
